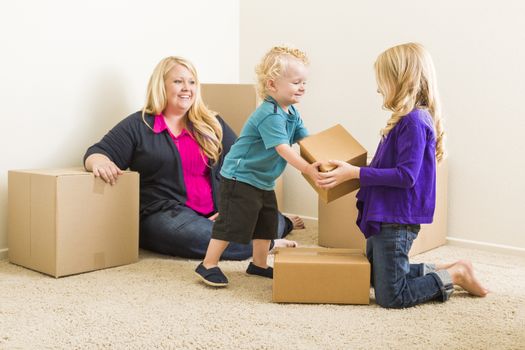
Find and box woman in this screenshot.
[84,56,300,260]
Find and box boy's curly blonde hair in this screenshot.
[255,46,309,100]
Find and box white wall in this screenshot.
[0,0,239,253]
[240,1,525,249]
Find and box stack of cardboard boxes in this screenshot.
[274,123,448,304]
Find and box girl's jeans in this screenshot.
[367,223,454,308]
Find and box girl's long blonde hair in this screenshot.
[142,56,223,164]
[255,46,309,100]
[375,43,445,162]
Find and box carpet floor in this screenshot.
[1,220,524,349]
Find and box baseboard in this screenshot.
[0,248,8,260]
[447,237,525,257]
[283,213,318,221]
[289,214,525,257]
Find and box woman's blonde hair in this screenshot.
[375,43,445,162]
[142,56,223,164]
[255,46,309,100]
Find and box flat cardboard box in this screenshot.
[8,168,139,277]
[299,124,367,203]
[201,83,283,208]
[273,247,370,304]
[318,159,448,256]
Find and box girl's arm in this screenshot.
[319,119,428,189]
[317,161,360,189]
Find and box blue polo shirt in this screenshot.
[220,97,309,190]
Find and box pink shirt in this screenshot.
[153,115,215,216]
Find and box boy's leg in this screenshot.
[248,189,278,278]
[252,239,271,268]
[203,239,230,268]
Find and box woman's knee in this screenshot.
[140,208,213,256]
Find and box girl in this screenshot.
[319,43,488,308]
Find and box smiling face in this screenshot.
[163,64,196,117]
[268,58,308,112]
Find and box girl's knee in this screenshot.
[376,296,405,309]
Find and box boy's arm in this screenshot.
[275,144,321,182]
[292,116,309,143]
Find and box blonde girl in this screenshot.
[319,43,488,308]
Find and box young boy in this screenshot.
[195,46,321,287]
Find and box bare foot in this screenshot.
[286,215,305,230]
[447,260,489,297]
[270,239,298,253]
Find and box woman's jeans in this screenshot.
[367,223,454,308]
[139,205,293,260]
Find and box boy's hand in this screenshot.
[302,161,323,185]
[317,160,360,189]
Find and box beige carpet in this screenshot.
[1,220,524,350]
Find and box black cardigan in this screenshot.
[84,111,237,217]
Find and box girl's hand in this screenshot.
[317,160,360,189]
[208,212,219,221]
[303,161,323,185]
[92,160,123,185]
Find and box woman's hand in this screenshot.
[317,160,360,189]
[85,154,123,185]
[208,212,219,221]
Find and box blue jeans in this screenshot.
[366,223,453,308]
[139,205,292,260]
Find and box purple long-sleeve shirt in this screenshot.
[356,108,437,238]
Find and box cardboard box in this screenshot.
[273,247,370,304]
[318,159,448,256]
[201,83,284,208]
[318,189,364,250]
[8,168,139,277]
[299,124,367,203]
[201,83,259,136]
